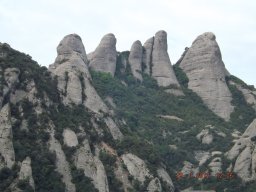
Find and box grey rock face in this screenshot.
[230,81,256,110]
[151,30,180,87]
[142,37,154,75]
[157,168,175,192]
[128,40,143,81]
[121,153,152,183]
[19,157,35,190]
[49,34,123,140]
[196,129,213,144]
[49,126,76,192]
[226,119,256,181]
[179,32,234,120]
[208,157,222,176]
[147,178,162,192]
[4,68,20,89]
[63,129,78,147]
[74,139,109,192]
[89,33,117,76]
[0,104,15,169]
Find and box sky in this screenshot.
[0,0,255,86]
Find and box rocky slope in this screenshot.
[0,31,256,192]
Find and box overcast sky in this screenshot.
[1,0,255,85]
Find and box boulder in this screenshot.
[63,129,78,147]
[128,40,143,81]
[151,30,180,87]
[196,129,213,144]
[179,32,234,120]
[0,104,15,168]
[89,33,117,76]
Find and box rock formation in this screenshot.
[49,34,123,140]
[121,153,152,183]
[128,40,143,81]
[0,104,15,169]
[74,139,109,192]
[19,157,35,190]
[49,126,76,192]
[142,37,154,75]
[179,32,234,120]
[63,129,78,147]
[157,168,175,192]
[151,30,180,87]
[226,119,256,181]
[89,33,117,76]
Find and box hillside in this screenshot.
[0,31,256,192]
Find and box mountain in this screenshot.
[0,31,256,192]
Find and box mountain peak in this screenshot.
[180,32,234,120]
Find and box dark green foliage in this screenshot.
[71,169,99,192]
[227,82,256,132]
[17,179,34,192]
[0,44,59,102]
[0,167,18,191]
[99,150,124,192]
[226,75,255,91]
[173,64,189,87]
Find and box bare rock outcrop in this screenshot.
[0,104,15,168]
[196,129,213,144]
[121,153,152,183]
[89,33,117,76]
[49,34,123,140]
[147,178,162,192]
[226,119,256,181]
[49,127,76,192]
[63,129,78,147]
[74,139,109,192]
[179,32,234,120]
[19,157,35,190]
[128,40,143,81]
[151,30,180,88]
[157,168,175,192]
[142,37,154,75]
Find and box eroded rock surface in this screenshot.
[157,167,175,192]
[226,119,256,181]
[49,34,123,140]
[49,127,76,192]
[142,37,154,75]
[89,33,117,76]
[121,153,152,183]
[63,129,78,147]
[74,139,109,192]
[151,30,180,87]
[129,40,143,81]
[179,32,234,120]
[0,104,15,168]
